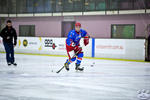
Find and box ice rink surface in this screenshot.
[0,53,150,100]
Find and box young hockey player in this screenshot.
[64,22,89,71]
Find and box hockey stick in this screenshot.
[56,50,79,73]
[56,46,84,73]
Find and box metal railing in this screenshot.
[0,0,149,14]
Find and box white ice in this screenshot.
[0,53,150,100]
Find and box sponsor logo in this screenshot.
[58,44,65,50]
[44,39,57,49]
[96,45,123,50]
[22,39,37,47]
[29,42,37,45]
[23,39,28,47]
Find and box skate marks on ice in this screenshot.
[0,54,150,100]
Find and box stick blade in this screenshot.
[56,66,64,73]
[56,70,61,73]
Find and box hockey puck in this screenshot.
[90,62,95,67]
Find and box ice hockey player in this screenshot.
[64,22,89,71]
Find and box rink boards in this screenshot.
[0,37,145,60]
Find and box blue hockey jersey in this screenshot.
[66,29,88,46]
